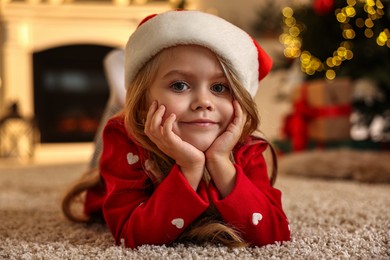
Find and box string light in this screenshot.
[280,0,389,80]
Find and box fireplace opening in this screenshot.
[33,44,114,143]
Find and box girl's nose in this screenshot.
[190,89,214,111]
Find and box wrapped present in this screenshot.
[300,78,352,107]
[284,78,353,151]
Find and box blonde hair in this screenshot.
[62,46,278,247]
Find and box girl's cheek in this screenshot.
[226,103,235,124]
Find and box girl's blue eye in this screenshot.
[170,81,189,92]
[211,83,229,94]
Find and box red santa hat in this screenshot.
[125,10,272,97]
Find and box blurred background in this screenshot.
[0,0,389,164]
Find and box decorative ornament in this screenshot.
[313,0,335,15]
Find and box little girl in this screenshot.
[63,10,291,248]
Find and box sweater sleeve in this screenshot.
[100,117,210,248]
[208,139,291,246]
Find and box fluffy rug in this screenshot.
[0,160,389,259]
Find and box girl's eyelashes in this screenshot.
[169,81,231,95]
[211,83,231,95]
[170,81,190,92]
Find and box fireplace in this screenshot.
[33,44,113,143]
[0,2,170,144]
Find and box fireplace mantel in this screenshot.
[0,2,170,117]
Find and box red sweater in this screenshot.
[84,116,290,248]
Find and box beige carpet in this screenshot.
[0,158,389,259]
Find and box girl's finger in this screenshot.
[162,113,176,140]
[149,105,165,134]
[144,101,158,132]
[233,100,245,126]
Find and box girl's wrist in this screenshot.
[206,159,236,198]
[176,155,205,170]
[205,153,231,168]
[179,164,205,191]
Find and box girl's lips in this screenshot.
[190,119,216,123]
[181,119,217,127]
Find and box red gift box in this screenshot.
[284,78,353,151]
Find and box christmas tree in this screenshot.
[279,0,390,143]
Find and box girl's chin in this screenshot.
[184,138,215,152]
[175,130,220,152]
[193,143,212,152]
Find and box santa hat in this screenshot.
[125,10,272,97]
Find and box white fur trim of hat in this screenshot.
[124,10,272,97]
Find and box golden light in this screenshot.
[337,46,348,58]
[346,50,354,59]
[300,51,311,64]
[376,31,388,46]
[365,28,374,38]
[377,9,384,16]
[332,56,342,66]
[343,29,356,39]
[326,70,336,80]
[289,26,300,37]
[285,17,296,27]
[376,0,384,9]
[364,5,376,15]
[345,6,356,17]
[337,12,347,23]
[326,57,335,67]
[365,18,374,28]
[282,7,294,18]
[280,0,389,80]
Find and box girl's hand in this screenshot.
[144,101,205,190]
[206,100,247,161]
[205,100,247,197]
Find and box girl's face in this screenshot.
[147,45,235,151]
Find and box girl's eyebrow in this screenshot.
[162,70,227,80]
[161,70,190,79]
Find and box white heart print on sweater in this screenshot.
[127,152,139,165]
[252,212,263,225]
[171,218,184,229]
